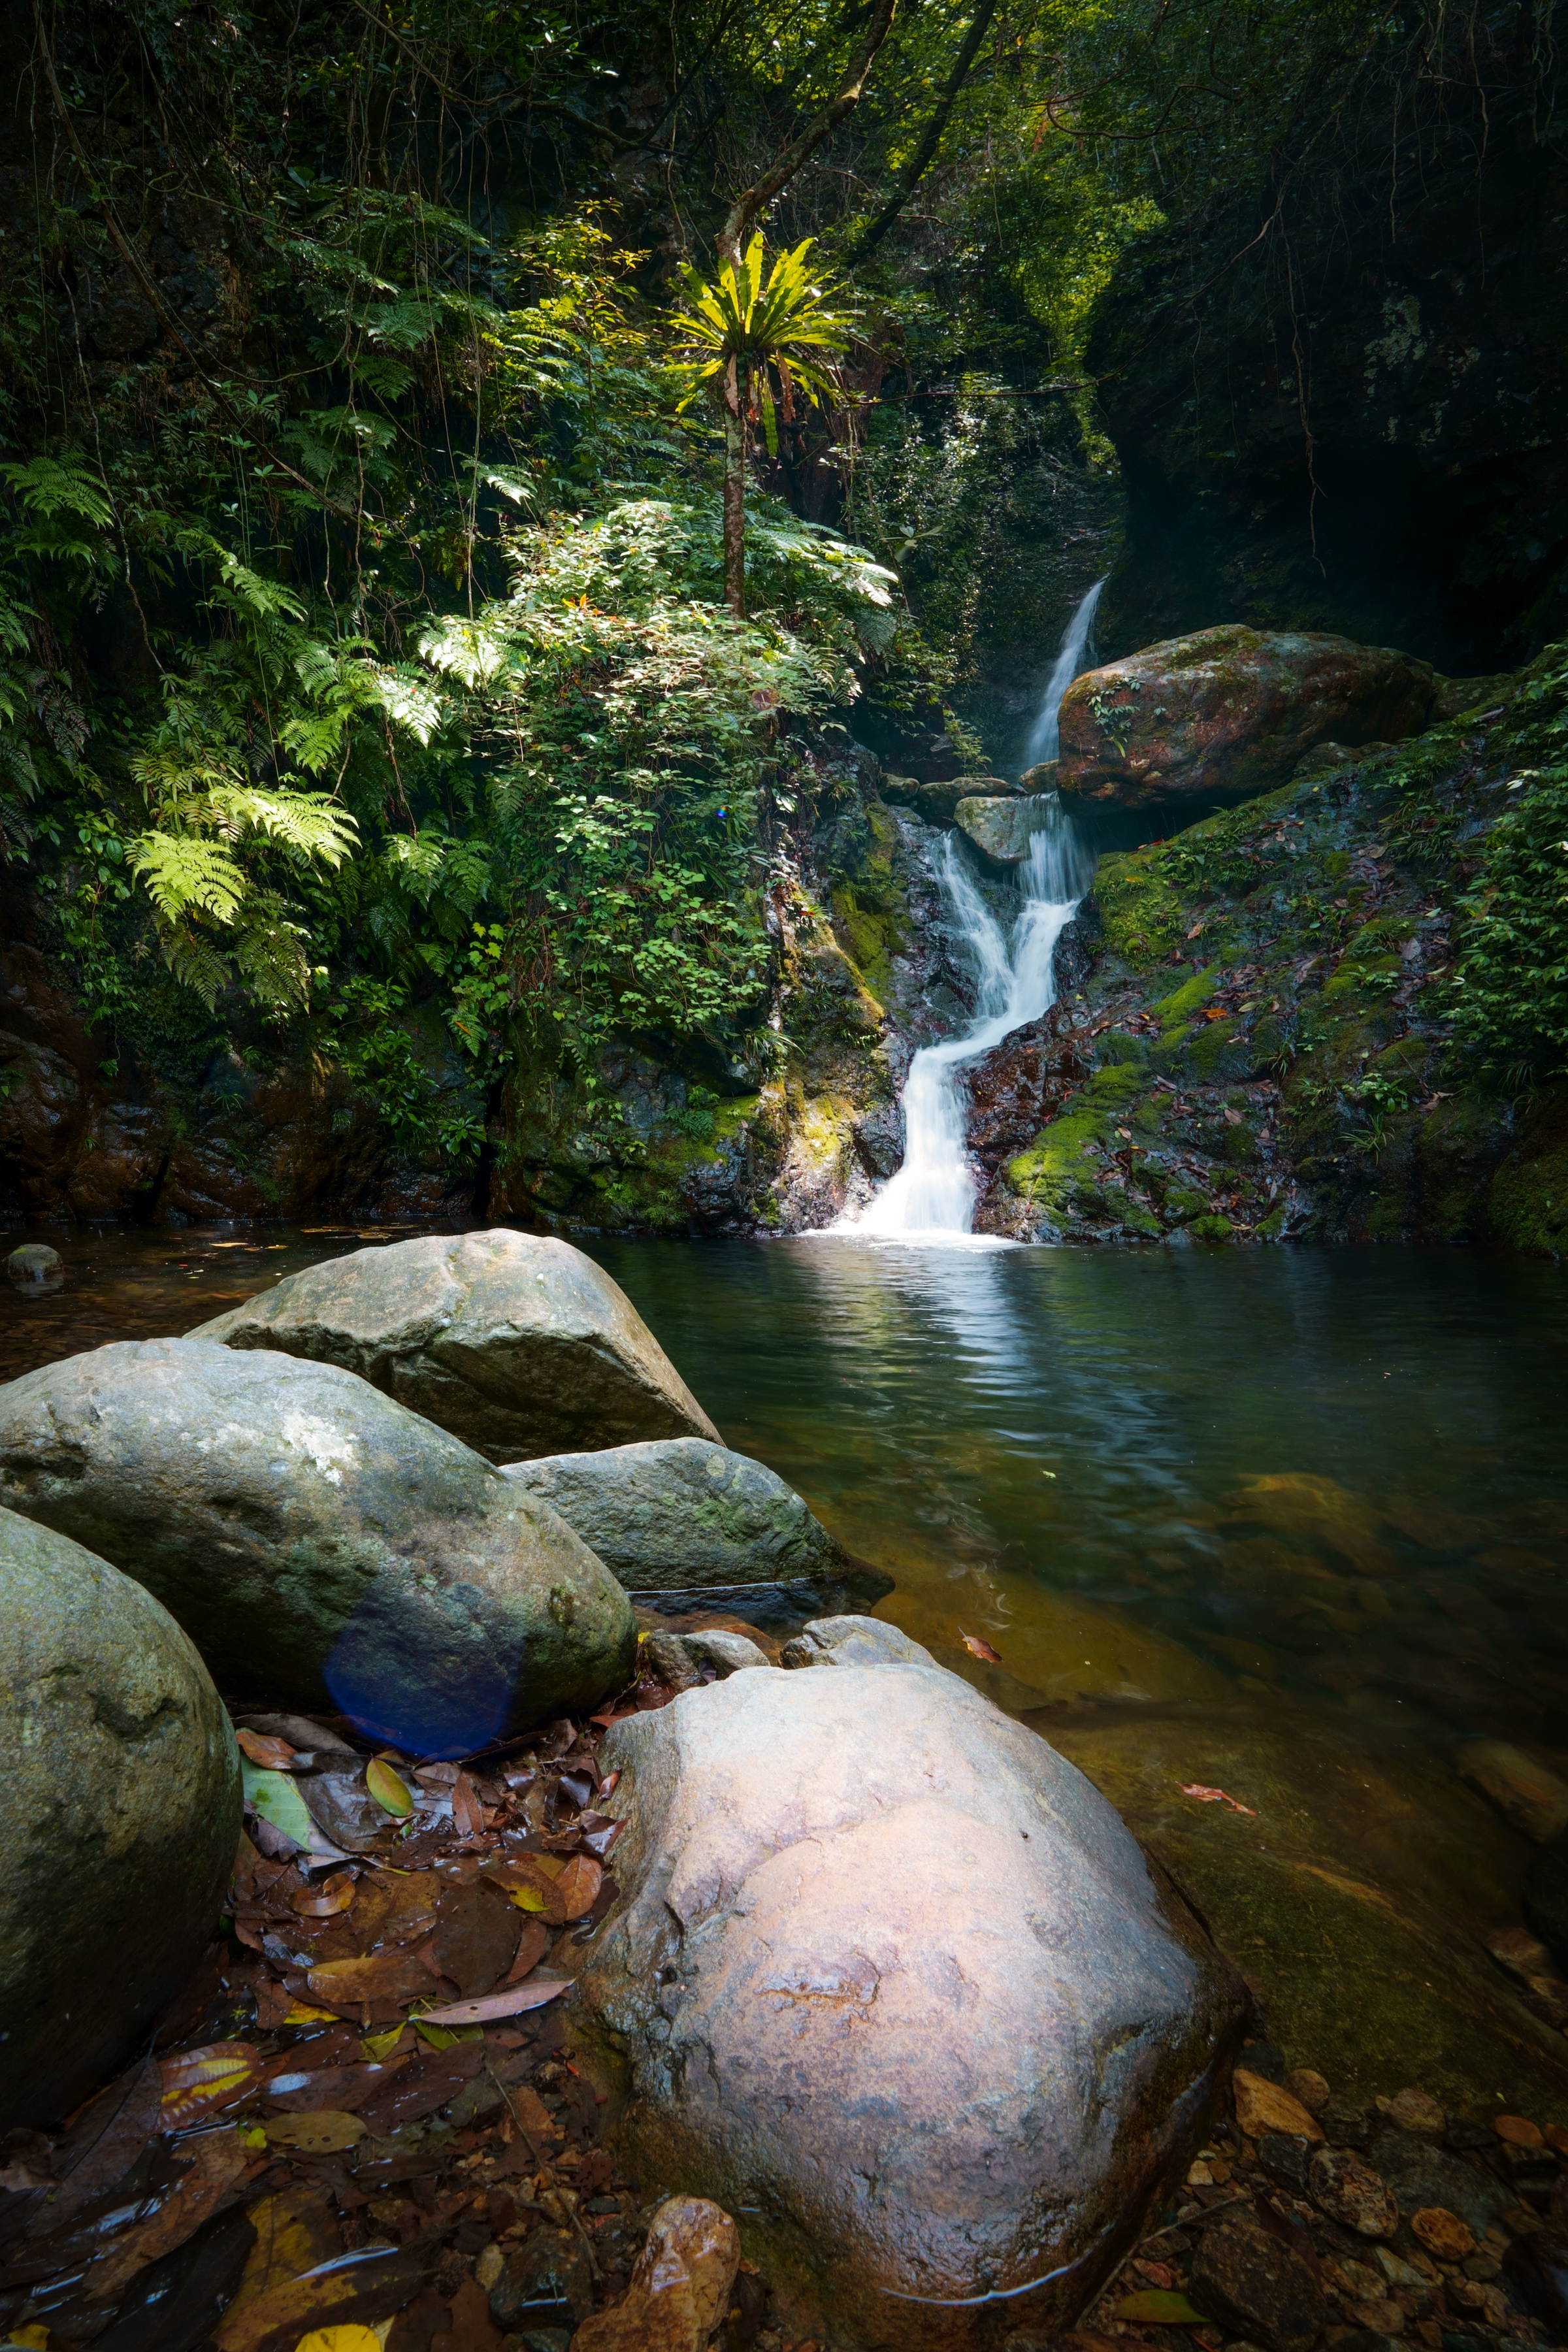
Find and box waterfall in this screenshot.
[845,806,1093,1237]
[1022,576,1106,770]
[831,578,1107,1241]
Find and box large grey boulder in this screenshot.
[1,1505,240,2125]
[572,1665,1244,2349]
[502,1439,890,1629]
[953,793,1054,864]
[188,1228,719,1463]
[0,1340,636,1756]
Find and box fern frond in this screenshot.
[132,832,248,924]
[158,921,233,1010]
[233,892,312,1013]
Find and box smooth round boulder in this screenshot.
[187,1228,719,1463]
[7,1241,63,1288]
[0,1339,636,1756]
[0,1503,240,2126]
[502,1441,891,1628]
[572,1663,1244,2349]
[1055,627,1437,809]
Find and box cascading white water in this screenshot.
[1021,576,1106,770]
[849,809,1093,1235]
[835,577,1108,1241]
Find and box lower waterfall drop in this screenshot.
[851,804,1093,1237]
[841,576,1108,1239]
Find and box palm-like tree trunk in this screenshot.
[723,360,748,617]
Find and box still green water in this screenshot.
[4,1222,1566,2108]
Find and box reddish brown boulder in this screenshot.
[1056,627,1437,808]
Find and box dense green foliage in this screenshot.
[3,0,1560,1184]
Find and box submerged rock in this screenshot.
[1055,627,1437,809]
[503,1439,890,1629]
[1524,1825,1568,1966]
[6,1241,63,1288]
[1190,2214,1327,2352]
[570,2195,741,2352]
[189,1227,719,1462]
[0,1504,239,2125]
[573,1663,1243,2348]
[0,1339,635,1754]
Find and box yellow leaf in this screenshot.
[263,2111,367,2154]
[284,2002,340,2024]
[365,1757,412,1816]
[293,2330,387,2352]
[506,1884,547,1913]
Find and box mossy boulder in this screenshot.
[0,1339,636,1755]
[502,1439,891,1628]
[0,1504,240,2126]
[190,1227,719,1462]
[1056,628,1437,809]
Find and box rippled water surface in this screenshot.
[5,1220,1567,2097]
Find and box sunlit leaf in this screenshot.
[365,1757,412,1816]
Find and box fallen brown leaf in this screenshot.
[291,1870,358,1919]
[87,2126,251,2298]
[958,1630,1004,1664]
[433,1880,522,1999]
[264,2110,368,2154]
[306,1951,434,2009]
[236,1728,297,1770]
[552,1854,603,1921]
[451,1771,485,1840]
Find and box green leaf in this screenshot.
[240,1760,317,1849]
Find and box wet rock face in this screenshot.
[1056,628,1437,810]
[953,793,1056,862]
[574,1664,1245,2349]
[0,1339,636,1754]
[190,1228,719,1462]
[502,1440,887,1628]
[0,1505,240,2126]
[1190,2215,1328,2352]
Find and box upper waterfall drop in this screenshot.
[832,578,1109,1242]
[1022,576,1106,770]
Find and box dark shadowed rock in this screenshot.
[0,1504,240,2125]
[503,1439,889,1629]
[1056,629,1437,810]
[189,1227,719,1462]
[1524,1825,1568,1967]
[1364,2128,1512,2238]
[1190,2216,1328,2352]
[0,1339,635,1754]
[572,1663,1245,2349]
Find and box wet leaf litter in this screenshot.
[0,1641,789,2352]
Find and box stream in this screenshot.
[4,1222,1566,2102]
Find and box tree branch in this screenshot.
[847,0,1000,263]
[718,0,900,264]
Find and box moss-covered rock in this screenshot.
[975,655,1568,1252]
